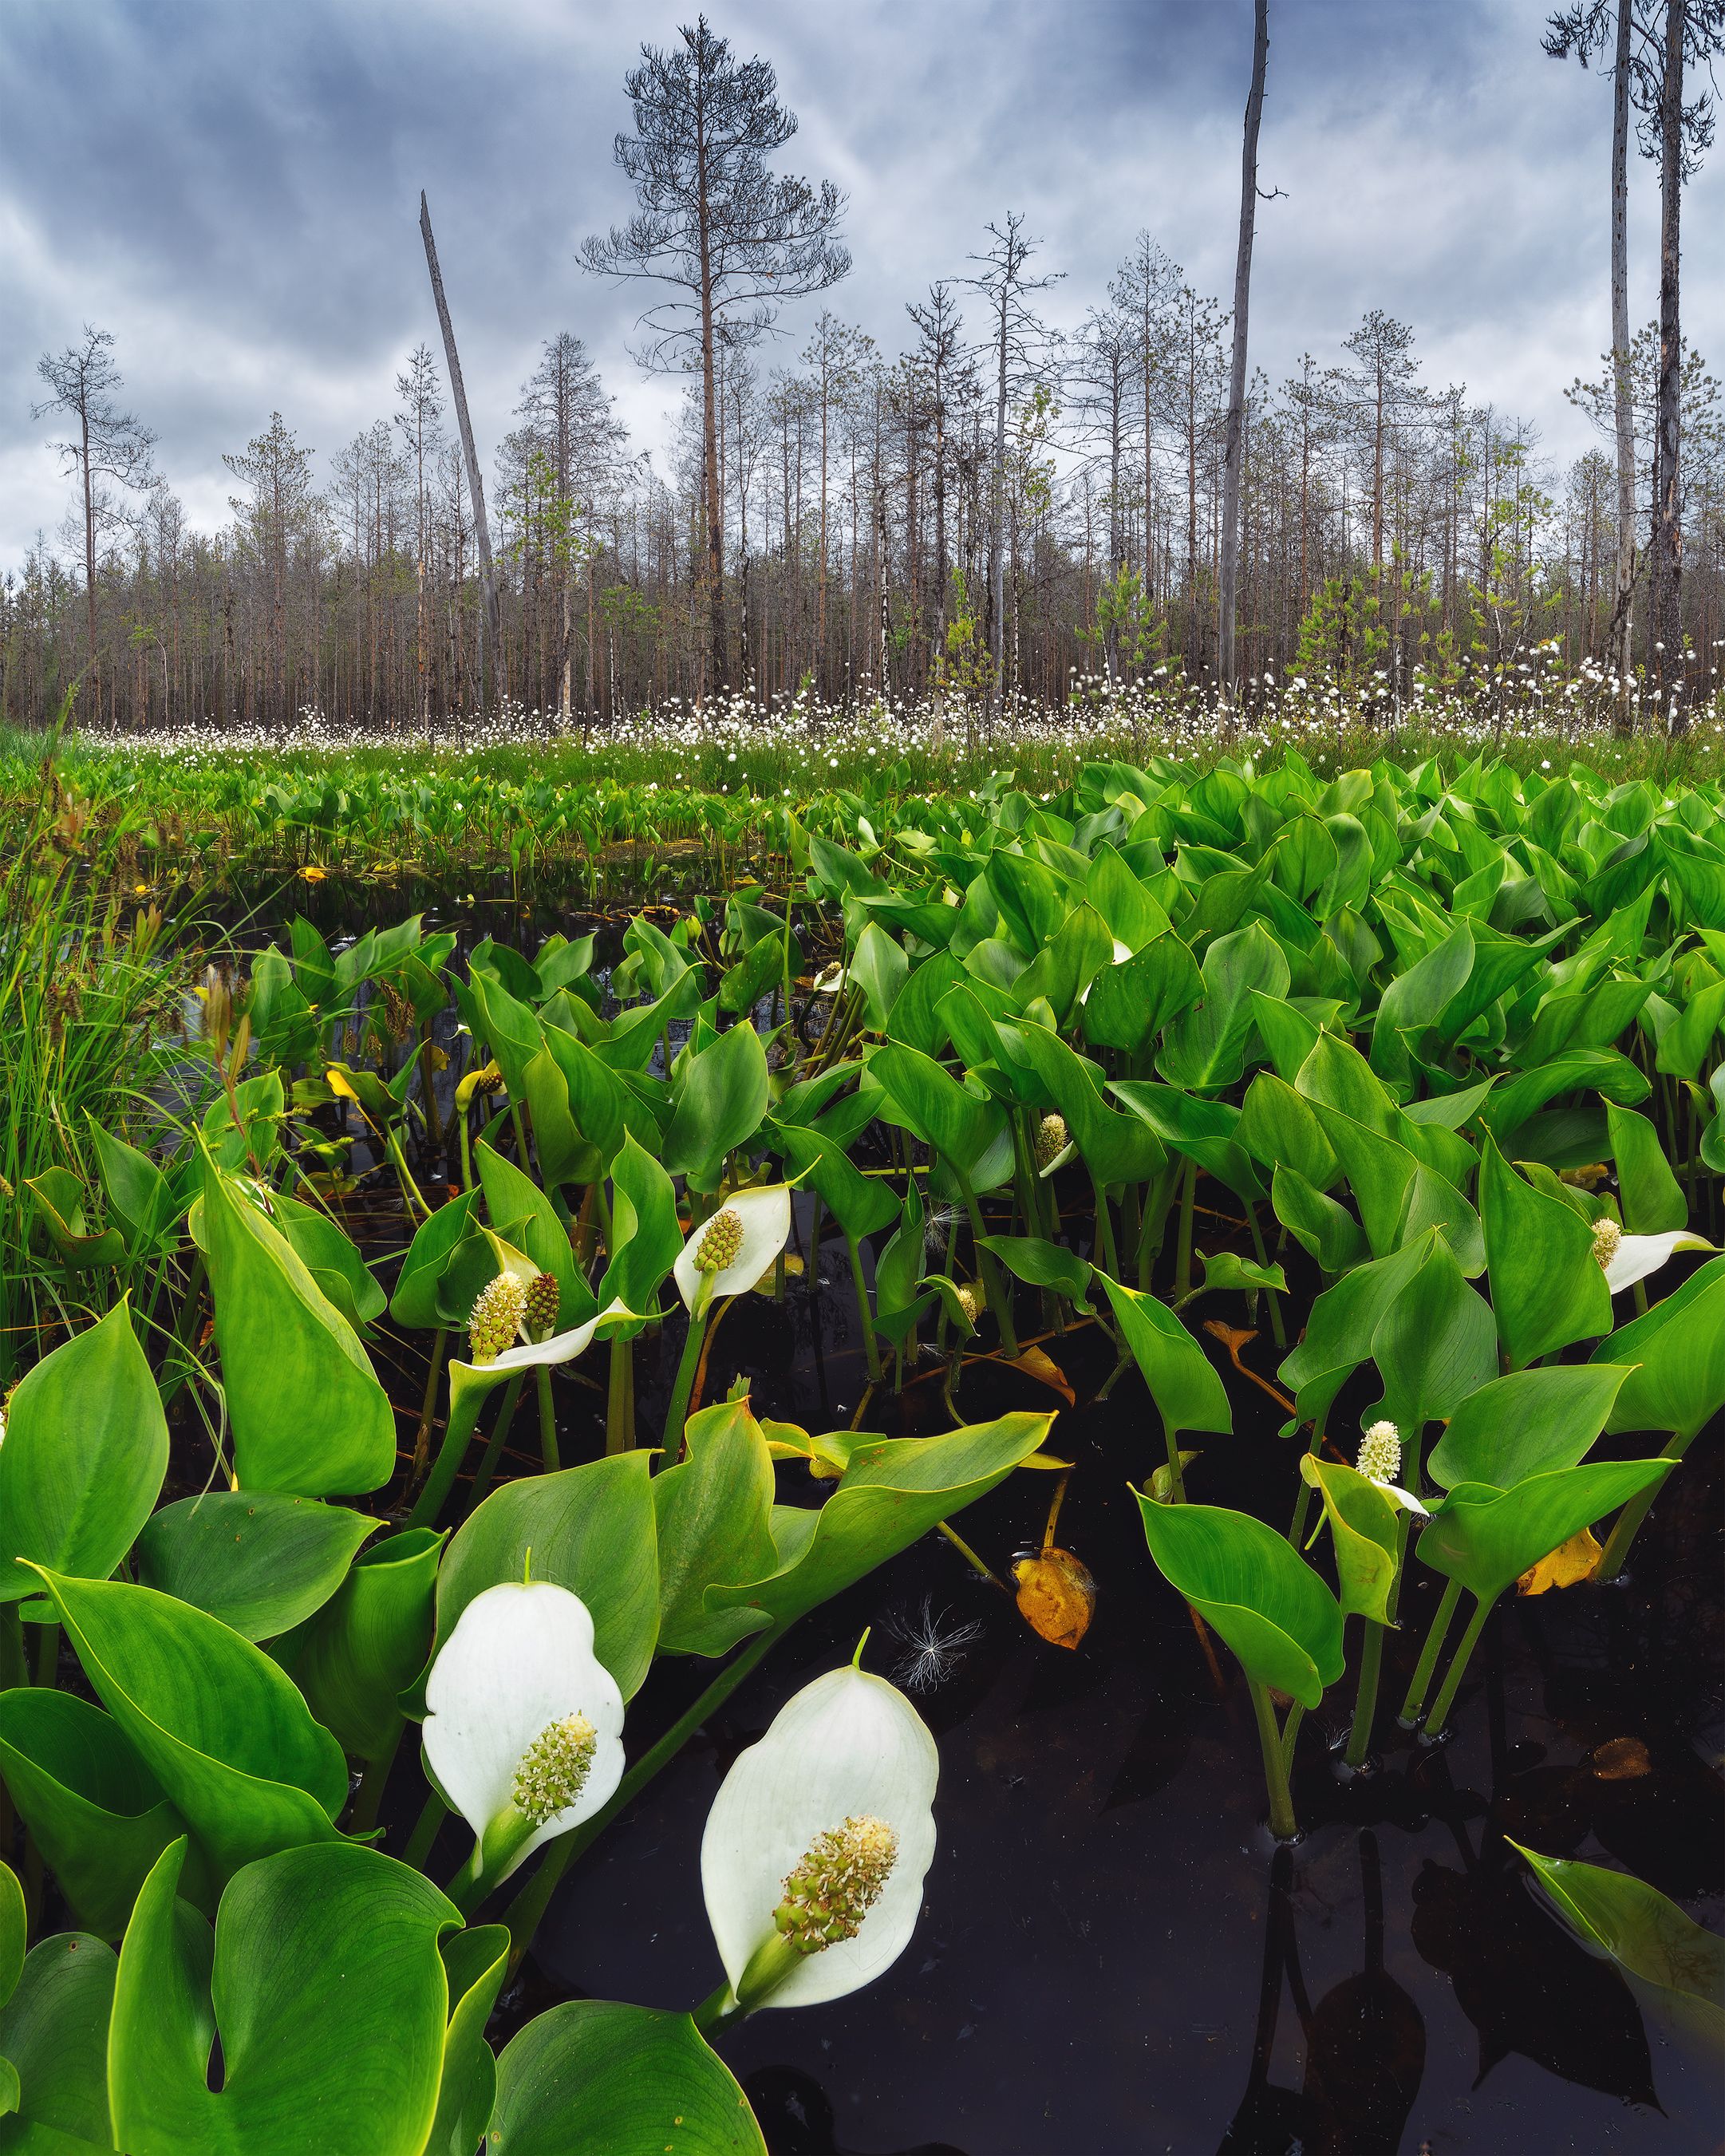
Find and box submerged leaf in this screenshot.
[1012,1548,1095,1649]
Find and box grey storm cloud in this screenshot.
[2,0,1720,562]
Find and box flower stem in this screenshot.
[662,1304,709,1458]
[846,1234,882,1383]
[1174,1156,1198,1303]
[1346,1511,1408,1767]
[1399,1578,1462,1726]
[1423,1593,1492,1738]
[468,1372,526,1509]
[1286,1413,1328,1547]
[401,1787,447,1872]
[408,1328,448,1487]
[606,1331,634,1455]
[957,1174,1016,1356]
[1595,1427,1689,1581]
[404,1381,487,1532]
[1248,1676,1297,1841]
[502,1624,785,1972]
[691,1979,736,2038]
[1159,1410,1188,1504]
[535,1366,559,1472]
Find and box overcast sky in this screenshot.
[2,0,1720,567]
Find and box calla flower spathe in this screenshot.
[423,1581,624,1891]
[1357,1421,1428,1516]
[673,1185,792,1313]
[461,1296,638,1380]
[701,1664,938,2015]
[1592,1218,1716,1295]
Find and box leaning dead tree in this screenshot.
[420,191,505,717]
[1218,0,1271,699]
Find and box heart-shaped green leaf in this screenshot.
[0,1931,116,2150]
[1099,1277,1231,1437]
[110,1839,459,2155]
[285,1527,444,1762]
[1416,1458,1673,1604]
[491,2001,767,2155]
[1427,1364,1635,1491]
[1589,1256,1725,1441]
[135,1493,376,1641]
[1479,1133,1612,1370]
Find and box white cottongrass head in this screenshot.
[673,1185,792,1313]
[701,1662,938,2014]
[423,1581,625,1887]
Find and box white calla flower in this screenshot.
[460,1296,637,1380]
[673,1185,792,1313]
[423,1581,625,1891]
[1357,1420,1429,1516]
[701,1663,938,2016]
[1593,1218,1715,1294]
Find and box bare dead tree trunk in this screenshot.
[420,192,505,717]
[1218,0,1268,701]
[1653,0,1685,723]
[1609,0,1636,715]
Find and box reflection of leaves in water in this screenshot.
[1411,1856,1657,2104]
[742,2065,969,2156]
[1301,1834,1425,2156]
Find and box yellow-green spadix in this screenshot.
[701,1664,938,2014]
[423,1580,625,1887]
[673,1185,792,1313]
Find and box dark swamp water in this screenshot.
[167,886,1725,2154]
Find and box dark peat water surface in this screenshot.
[470,1245,1724,2156]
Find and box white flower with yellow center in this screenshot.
[701,1663,938,2016]
[1590,1215,1715,1294]
[673,1185,793,1314]
[423,1581,625,1897]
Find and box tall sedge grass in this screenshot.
[0,717,191,1382]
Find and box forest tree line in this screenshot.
[6,9,1724,736]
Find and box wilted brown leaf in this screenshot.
[1012,1547,1096,1650]
[998,1345,1075,1404]
[1589,1736,1652,1781]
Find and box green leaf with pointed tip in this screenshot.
[870,1042,1005,1179]
[1238,1072,1339,1189]
[1416,1458,1672,1604]
[598,1131,682,1318]
[700,1414,1054,1648]
[1079,933,1202,1055]
[1589,1255,1725,1441]
[1364,1236,1498,1435]
[1194,1250,1288,1297]
[1015,1026,1165,1183]
[1427,1364,1636,1491]
[1135,1495,1344,1708]
[268,1191,386,1329]
[0,1692,193,1940]
[491,2000,767,2156]
[1512,1844,1725,2055]
[202,1157,397,1497]
[1108,1082,1263,1201]
[476,1143,587,1328]
[389,1191,484,1329]
[1098,1277,1231,1436]
[1158,922,1289,1090]
[775,1123,898,1240]
[1277,1239,1428,1432]
[429,1453,659,1704]
[1479,1132,1613,1369]
[31,1570,346,1892]
[285,1527,444,1762]
[428,1925,510,2156]
[0,1931,116,2150]
[664,1022,770,1189]
[978,1234,1092,1301]
[850,921,908,1033]
[87,1116,176,1255]
[25,1165,125,1269]
[1605,1104,1688,1235]
[1298,1457,1401,1624]
[0,1866,20,2012]
[1016,902,1115,1025]
[0,1301,168,1605]
[1313,1105,1482,1273]
[653,1397,781,1658]
[1271,1163,1368,1275]
[109,1840,458,2156]
[135,1493,376,1641]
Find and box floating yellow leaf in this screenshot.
[1517,1525,1603,1595]
[1589,1736,1651,1781]
[298,864,328,884]
[997,1345,1074,1404]
[1012,1547,1095,1650]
